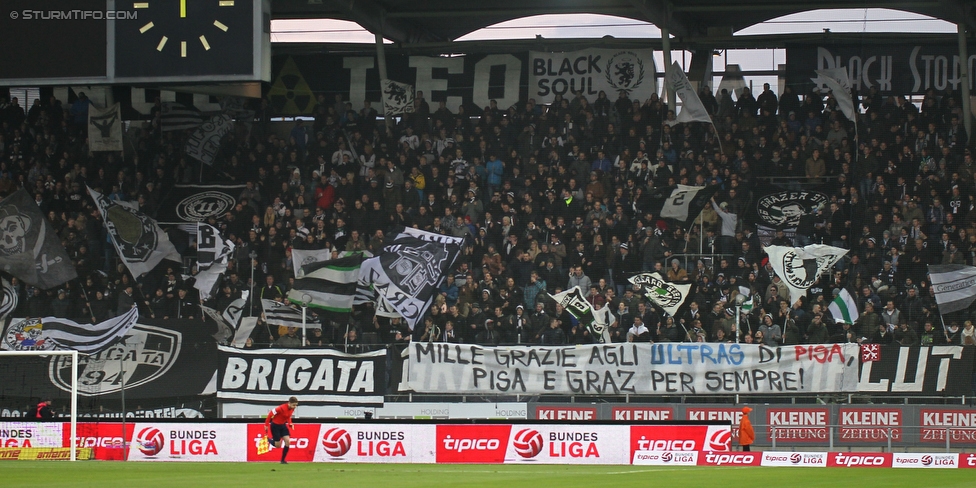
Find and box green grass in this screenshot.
[1,463,975,488]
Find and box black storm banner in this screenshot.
[216,346,387,407]
[858,345,975,395]
[786,43,976,95]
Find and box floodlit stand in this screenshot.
[0,350,79,461]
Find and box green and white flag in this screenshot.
[741,298,754,313]
[828,288,859,325]
[287,254,363,313]
[628,272,692,317]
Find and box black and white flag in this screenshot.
[0,277,18,319]
[666,62,713,124]
[261,299,306,329]
[765,244,848,303]
[629,272,692,317]
[0,189,78,289]
[0,308,139,353]
[359,236,461,330]
[185,114,234,166]
[291,248,334,278]
[548,286,595,326]
[197,223,234,271]
[200,304,235,345]
[659,184,720,226]
[929,264,976,314]
[160,102,203,131]
[88,103,123,152]
[88,186,181,277]
[382,79,415,115]
[286,254,362,314]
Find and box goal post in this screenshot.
[0,350,79,461]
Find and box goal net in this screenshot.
[0,350,85,460]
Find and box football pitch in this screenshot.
[2,463,974,487]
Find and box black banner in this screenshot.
[858,345,976,395]
[155,184,243,225]
[786,43,976,95]
[747,183,829,246]
[216,346,387,407]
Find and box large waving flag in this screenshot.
[291,248,335,278]
[88,186,181,277]
[194,223,234,299]
[814,68,856,121]
[628,272,691,317]
[764,244,848,304]
[286,254,363,314]
[1,308,138,352]
[0,189,78,289]
[660,184,720,226]
[667,61,713,124]
[928,264,976,314]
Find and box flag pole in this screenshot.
[938,310,952,343]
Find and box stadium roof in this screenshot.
[271,0,976,45]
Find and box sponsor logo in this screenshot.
[756,190,828,227]
[760,452,827,467]
[322,427,352,458]
[961,453,976,468]
[50,324,181,396]
[176,191,235,222]
[512,429,543,458]
[839,408,903,441]
[892,453,958,468]
[767,409,829,442]
[135,427,164,456]
[700,452,759,466]
[612,407,673,421]
[536,407,596,421]
[604,51,646,95]
[633,450,698,466]
[707,428,732,451]
[920,409,976,444]
[435,425,510,464]
[829,452,891,468]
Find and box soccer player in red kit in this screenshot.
[265,396,298,464]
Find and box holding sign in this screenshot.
[406,343,859,395]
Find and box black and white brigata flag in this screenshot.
[88,186,181,277]
[929,264,976,314]
[1,308,139,352]
[659,184,720,226]
[667,61,713,124]
[0,189,77,289]
[764,244,848,304]
[185,114,235,166]
[381,79,415,115]
[261,299,305,329]
[287,254,362,314]
[195,223,234,298]
[88,103,123,152]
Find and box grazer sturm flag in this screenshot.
[261,299,306,329]
[667,61,713,124]
[548,286,595,326]
[160,102,203,131]
[828,288,859,325]
[286,254,363,314]
[814,68,856,121]
[359,237,461,330]
[928,264,976,314]
[88,186,181,277]
[291,248,335,279]
[0,307,139,352]
[764,244,848,304]
[381,79,415,115]
[0,189,78,289]
[185,114,235,166]
[628,272,691,317]
[659,184,720,226]
[88,103,123,152]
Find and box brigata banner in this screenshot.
[406,343,859,395]
[217,346,387,407]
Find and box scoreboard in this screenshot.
[0,0,270,85]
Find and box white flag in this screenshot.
[628,273,691,317]
[828,288,859,325]
[382,79,415,115]
[764,244,848,304]
[814,68,856,121]
[928,264,976,314]
[88,103,123,152]
[197,223,234,271]
[291,248,334,279]
[667,62,712,124]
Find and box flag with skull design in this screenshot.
[0,189,78,289]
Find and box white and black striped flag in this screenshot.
[160,102,203,131]
[0,277,18,319]
[287,254,362,314]
[0,308,139,352]
[261,299,305,328]
[929,264,976,314]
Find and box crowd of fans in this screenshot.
[2,78,976,350]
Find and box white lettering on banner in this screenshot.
[858,346,962,393]
[127,423,246,462]
[443,436,500,452]
[530,49,658,105]
[410,57,464,113]
[813,46,976,93]
[0,422,63,448]
[407,343,859,395]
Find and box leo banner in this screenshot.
[406,343,860,395]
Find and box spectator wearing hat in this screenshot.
[739,407,755,451]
